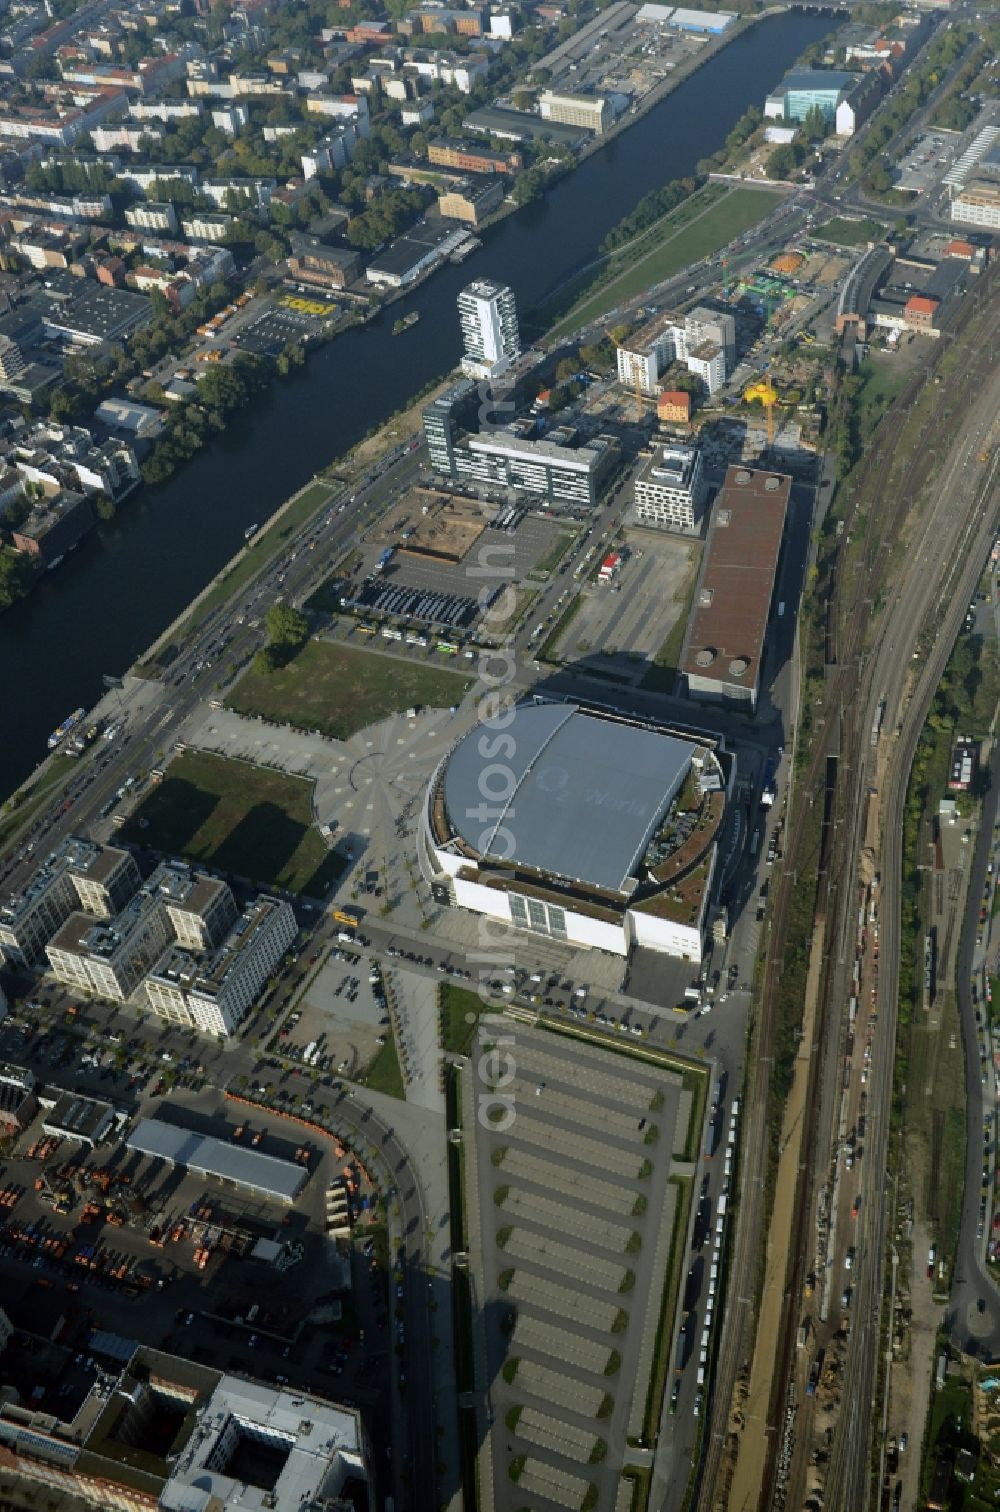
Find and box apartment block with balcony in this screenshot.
[145,896,297,1036]
[0,838,139,967]
[145,860,238,949]
[47,891,173,1001]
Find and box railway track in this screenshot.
[698,264,1000,1512]
[823,440,1000,1512]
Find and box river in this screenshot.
[2,8,831,802]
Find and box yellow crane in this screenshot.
[609,331,646,422]
[743,377,782,449]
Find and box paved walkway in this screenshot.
[390,965,445,1116]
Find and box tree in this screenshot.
[511,167,544,206]
[766,143,803,180]
[801,104,828,144]
[265,602,309,651]
[3,493,32,530]
[254,646,281,675]
[0,546,35,611]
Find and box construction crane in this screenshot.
[609,331,646,422]
[743,377,782,449]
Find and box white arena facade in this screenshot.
[422,701,732,961]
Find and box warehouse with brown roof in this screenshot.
[681,465,791,713]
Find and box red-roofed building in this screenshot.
[904,294,940,333]
[658,389,692,425]
[95,255,125,287]
[945,238,976,260]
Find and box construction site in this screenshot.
[368,488,490,564]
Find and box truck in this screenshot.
[674,1318,689,1373]
[806,1349,824,1396]
[760,753,778,808]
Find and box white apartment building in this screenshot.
[181,212,233,243]
[92,123,164,152]
[616,305,734,397]
[951,179,1000,230]
[634,443,707,532]
[538,89,612,133]
[201,177,275,210]
[685,341,726,395]
[125,201,178,234]
[129,100,203,121]
[145,897,296,1036]
[146,861,238,949]
[0,839,139,967]
[685,304,736,369]
[611,305,729,396]
[302,120,364,178]
[212,104,249,135]
[47,893,173,1001]
[615,312,677,395]
[116,163,199,195]
[457,277,519,379]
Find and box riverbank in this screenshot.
[139,371,456,669]
[0,10,833,805]
[0,8,797,621]
[537,181,788,340]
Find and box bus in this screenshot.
[331,905,364,928]
[356,622,377,636]
[436,640,458,655]
[382,627,403,642]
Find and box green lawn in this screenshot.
[855,356,908,447]
[813,216,885,248]
[122,749,345,897]
[440,982,493,1056]
[360,1034,405,1098]
[226,639,473,741]
[546,187,786,340]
